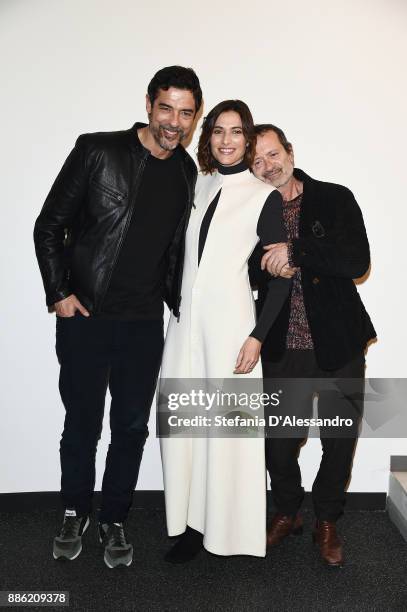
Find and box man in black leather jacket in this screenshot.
[250,124,376,568]
[34,65,202,568]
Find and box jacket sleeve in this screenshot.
[250,190,292,343]
[33,135,90,307]
[292,187,370,278]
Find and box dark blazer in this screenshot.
[34,122,197,317]
[249,168,376,371]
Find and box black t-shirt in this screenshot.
[99,146,188,320]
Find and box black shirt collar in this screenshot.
[215,159,248,175]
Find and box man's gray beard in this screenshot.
[274,174,292,189]
[263,170,292,189]
[151,123,184,151]
[158,138,178,151]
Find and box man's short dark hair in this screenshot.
[147,65,202,113]
[254,123,292,154]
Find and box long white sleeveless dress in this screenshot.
[159,167,276,557]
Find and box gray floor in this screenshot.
[1,509,406,611]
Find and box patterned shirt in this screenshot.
[283,193,314,349]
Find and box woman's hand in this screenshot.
[234,337,261,374]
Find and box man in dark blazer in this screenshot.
[250,124,376,567]
[34,66,201,568]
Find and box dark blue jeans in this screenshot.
[55,313,163,523]
[263,350,365,522]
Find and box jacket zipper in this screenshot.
[94,151,149,313]
[90,178,127,202]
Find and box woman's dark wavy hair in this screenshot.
[197,100,256,174]
[147,65,202,112]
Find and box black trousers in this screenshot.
[55,313,163,523]
[263,349,365,522]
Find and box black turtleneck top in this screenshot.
[197,160,291,343]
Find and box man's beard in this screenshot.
[150,122,185,151]
[263,167,292,188]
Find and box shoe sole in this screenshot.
[103,555,133,569]
[53,545,82,561]
[312,533,344,568]
[53,517,90,561]
[98,533,133,569]
[267,525,303,547]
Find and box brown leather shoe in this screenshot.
[267,513,303,547]
[313,521,344,567]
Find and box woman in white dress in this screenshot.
[159,100,291,561]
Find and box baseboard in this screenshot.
[390,455,407,471]
[0,490,387,513]
[0,491,165,513]
[387,497,407,542]
[295,491,386,511]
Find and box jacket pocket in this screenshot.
[90,178,127,202]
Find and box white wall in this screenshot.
[1,0,406,494]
